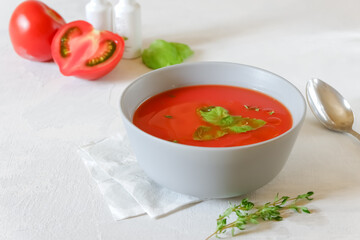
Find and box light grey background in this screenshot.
[1,0,360,239]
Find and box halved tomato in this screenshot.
[51,20,125,80]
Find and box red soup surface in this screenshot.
[133,85,292,147]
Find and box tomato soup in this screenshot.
[133,85,292,147]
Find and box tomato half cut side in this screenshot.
[51,20,125,80]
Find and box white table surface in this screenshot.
[2,0,360,239]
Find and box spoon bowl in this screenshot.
[306,78,360,140]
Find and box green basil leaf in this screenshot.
[198,106,230,126]
[194,106,267,141]
[171,42,194,60]
[227,118,266,133]
[219,115,237,127]
[193,126,227,141]
[142,39,193,69]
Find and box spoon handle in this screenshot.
[349,129,360,141]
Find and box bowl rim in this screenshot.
[119,61,306,151]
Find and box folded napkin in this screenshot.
[79,135,202,220]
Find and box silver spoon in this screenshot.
[306,78,360,141]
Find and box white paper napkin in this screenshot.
[79,135,202,220]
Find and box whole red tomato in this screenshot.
[9,0,65,62]
[51,20,125,80]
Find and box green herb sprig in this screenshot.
[206,191,314,240]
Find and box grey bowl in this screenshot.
[119,62,306,199]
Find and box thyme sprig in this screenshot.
[206,191,314,240]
